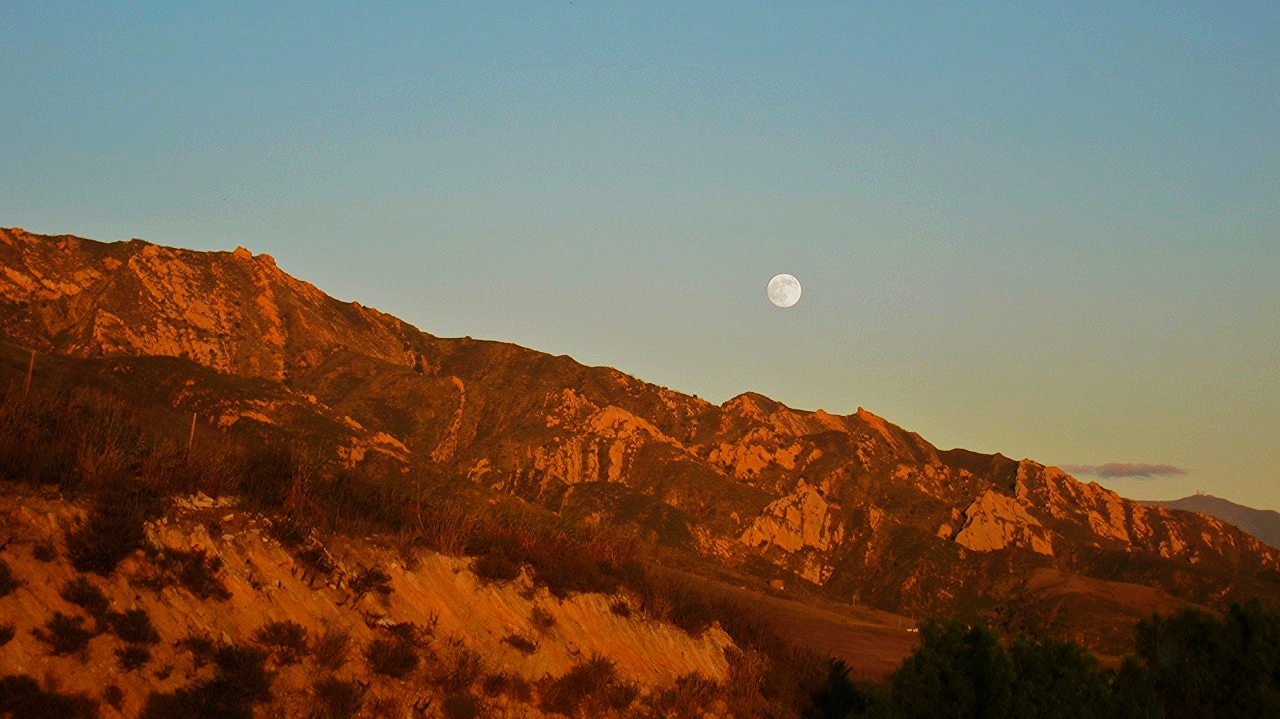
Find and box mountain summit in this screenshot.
[3,226,1278,653]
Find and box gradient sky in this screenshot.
[4,2,1277,508]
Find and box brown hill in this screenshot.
[1144,494,1280,550]
[3,226,1278,657]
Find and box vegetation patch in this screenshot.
[32,612,98,656]
[349,564,393,602]
[105,607,160,645]
[116,644,152,672]
[32,540,58,562]
[141,644,273,719]
[252,620,310,665]
[501,633,539,655]
[539,656,638,717]
[310,676,363,719]
[441,691,483,719]
[145,548,232,600]
[60,576,110,619]
[313,626,352,671]
[67,477,160,576]
[0,557,21,596]
[0,674,98,719]
[365,636,419,679]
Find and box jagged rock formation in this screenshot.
[3,226,1279,654]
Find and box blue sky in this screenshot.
[3,2,1278,507]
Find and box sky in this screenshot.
[3,2,1277,508]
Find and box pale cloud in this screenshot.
[1060,463,1187,479]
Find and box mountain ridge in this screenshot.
[3,226,1278,655]
[1144,494,1280,550]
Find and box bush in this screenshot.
[116,645,152,671]
[365,637,419,679]
[311,676,362,719]
[146,549,232,600]
[33,612,97,656]
[439,645,484,693]
[103,684,124,711]
[441,692,482,719]
[531,605,556,631]
[502,633,539,655]
[0,674,98,719]
[0,624,14,647]
[350,565,392,601]
[313,627,352,671]
[539,656,633,717]
[67,478,160,576]
[0,558,21,596]
[473,552,522,582]
[60,576,110,618]
[33,541,57,562]
[105,608,160,645]
[141,644,273,719]
[482,672,532,701]
[252,620,309,665]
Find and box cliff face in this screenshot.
[3,227,1278,650]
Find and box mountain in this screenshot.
[3,226,1279,657]
[1144,494,1280,550]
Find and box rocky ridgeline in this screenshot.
[3,227,1278,648]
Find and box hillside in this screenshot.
[3,226,1279,660]
[1144,494,1280,550]
[0,482,742,717]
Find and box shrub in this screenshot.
[311,676,362,719]
[106,608,160,645]
[178,633,219,669]
[67,478,160,576]
[252,620,309,665]
[350,565,392,602]
[0,673,99,719]
[140,644,273,719]
[175,549,232,600]
[482,672,532,702]
[609,598,632,617]
[103,684,124,711]
[365,637,419,678]
[33,612,97,656]
[439,645,484,693]
[293,545,335,576]
[60,576,110,618]
[531,605,556,631]
[313,627,352,671]
[441,692,482,719]
[473,552,522,582]
[0,558,21,596]
[539,655,631,716]
[117,645,152,671]
[502,633,539,654]
[0,624,14,647]
[33,541,57,562]
[146,549,232,600]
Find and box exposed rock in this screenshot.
[953,490,1054,556]
[741,481,845,554]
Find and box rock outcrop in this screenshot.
[4,226,1279,650]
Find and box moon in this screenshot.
[767,273,802,308]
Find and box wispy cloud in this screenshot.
[1060,463,1187,479]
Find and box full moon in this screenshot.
[767,273,802,308]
